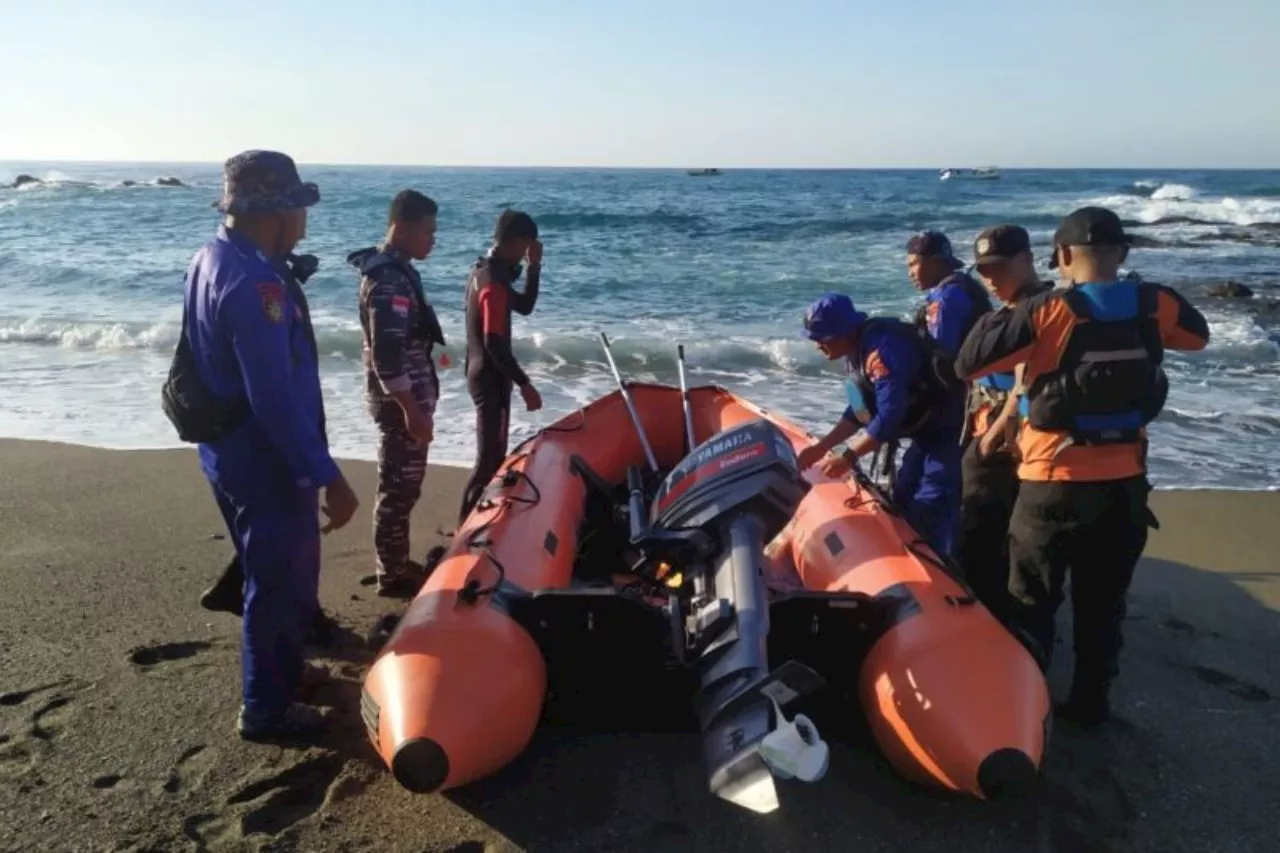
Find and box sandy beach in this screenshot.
[0,438,1276,853]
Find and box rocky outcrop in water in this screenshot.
[1208,282,1254,299]
[10,174,40,188]
[155,177,184,187]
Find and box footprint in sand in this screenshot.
[182,811,237,852]
[1047,765,1139,853]
[92,773,123,789]
[163,744,217,795]
[30,696,75,742]
[220,752,350,838]
[0,739,34,776]
[1188,664,1272,703]
[127,640,214,670]
[0,679,73,707]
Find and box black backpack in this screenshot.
[853,318,965,437]
[160,302,251,444]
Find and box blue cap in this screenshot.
[803,292,868,340]
[906,230,963,269]
[214,150,320,215]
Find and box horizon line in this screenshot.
[2,158,1279,171]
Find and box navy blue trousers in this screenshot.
[893,424,964,559]
[211,480,320,719]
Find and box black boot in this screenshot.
[306,608,341,647]
[1056,678,1112,727]
[200,556,245,616]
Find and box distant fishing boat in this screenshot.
[940,167,1000,181]
[686,168,722,177]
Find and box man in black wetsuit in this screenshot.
[458,211,544,525]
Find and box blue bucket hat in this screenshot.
[214,150,320,215]
[803,292,868,340]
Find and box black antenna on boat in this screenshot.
[599,332,660,472]
[676,344,696,454]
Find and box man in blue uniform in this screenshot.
[795,292,966,558]
[197,252,342,646]
[906,230,992,355]
[181,150,359,743]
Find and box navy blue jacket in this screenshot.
[185,226,338,492]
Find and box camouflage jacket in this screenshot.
[348,245,444,419]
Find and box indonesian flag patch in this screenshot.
[256,282,286,324]
[865,350,889,381]
[390,295,411,317]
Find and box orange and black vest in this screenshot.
[1023,280,1168,446]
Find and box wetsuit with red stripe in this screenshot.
[459,251,540,524]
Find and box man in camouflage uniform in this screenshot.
[348,190,445,598]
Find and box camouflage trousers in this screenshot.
[371,366,438,580]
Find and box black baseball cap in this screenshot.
[905,230,963,270]
[1048,206,1131,269]
[973,224,1032,266]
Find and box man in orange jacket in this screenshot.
[955,206,1210,726]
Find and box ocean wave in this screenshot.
[1128,181,1198,201]
[0,316,838,378]
[1095,189,1280,228]
[0,317,179,350]
[2,310,1274,381]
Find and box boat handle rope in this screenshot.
[460,459,545,605]
[838,451,981,604]
[457,409,588,605]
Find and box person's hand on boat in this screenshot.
[520,382,543,412]
[320,473,360,534]
[526,239,543,268]
[820,454,852,478]
[796,444,826,470]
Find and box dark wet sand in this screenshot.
[0,439,1276,853]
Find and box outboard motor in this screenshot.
[628,418,827,813]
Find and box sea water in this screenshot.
[1,164,1277,490]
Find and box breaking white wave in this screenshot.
[1100,183,1280,227]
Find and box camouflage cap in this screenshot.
[213,150,320,215]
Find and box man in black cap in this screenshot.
[956,206,1210,726]
[171,149,360,743]
[955,225,1050,621]
[348,190,446,598]
[905,230,993,357]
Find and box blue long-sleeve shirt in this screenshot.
[922,272,990,357]
[842,321,923,444]
[186,225,339,491]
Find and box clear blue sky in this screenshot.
[2,0,1276,167]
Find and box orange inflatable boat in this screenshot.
[361,340,1051,813]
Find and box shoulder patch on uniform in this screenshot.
[926,300,940,327]
[865,350,889,381]
[255,282,286,324]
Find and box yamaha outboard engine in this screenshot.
[628,419,825,812]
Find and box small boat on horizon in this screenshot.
[940,166,1000,181]
[687,167,722,177]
